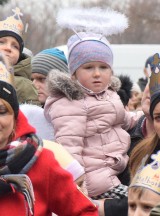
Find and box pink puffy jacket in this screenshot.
[44,72,142,197]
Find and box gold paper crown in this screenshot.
[149,53,160,98]
[0,61,14,86]
[43,140,85,182]
[0,7,24,39]
[130,151,160,194]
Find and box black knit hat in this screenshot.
[0,80,19,119]
[0,30,24,54]
[150,95,160,119]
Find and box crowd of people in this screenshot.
[0,6,160,216]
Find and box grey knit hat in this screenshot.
[32,48,68,76]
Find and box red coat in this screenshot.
[0,111,98,216]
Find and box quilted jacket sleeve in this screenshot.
[122,110,144,131]
[44,96,87,166]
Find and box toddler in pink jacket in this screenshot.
[44,8,143,200]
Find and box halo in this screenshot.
[57,7,128,36]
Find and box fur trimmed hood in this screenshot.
[46,69,121,101]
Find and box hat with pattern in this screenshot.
[67,32,113,75]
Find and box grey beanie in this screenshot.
[32,48,68,76]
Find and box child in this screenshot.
[128,151,160,216]
[0,7,39,105]
[44,7,142,199]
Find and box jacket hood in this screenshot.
[14,53,32,79]
[46,70,85,101]
[46,70,121,101]
[13,110,36,140]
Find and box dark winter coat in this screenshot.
[14,53,40,105]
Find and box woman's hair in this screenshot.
[129,133,158,181]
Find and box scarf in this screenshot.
[0,133,43,215]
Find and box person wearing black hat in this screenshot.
[0,7,39,105]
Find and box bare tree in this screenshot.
[0,0,160,54]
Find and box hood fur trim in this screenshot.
[110,76,121,91]
[46,70,85,100]
[46,70,121,100]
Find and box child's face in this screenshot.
[128,188,160,216]
[0,36,20,65]
[72,61,112,93]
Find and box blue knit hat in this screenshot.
[32,48,68,76]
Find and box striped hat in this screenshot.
[32,48,68,76]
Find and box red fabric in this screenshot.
[13,110,36,140]
[0,149,98,216]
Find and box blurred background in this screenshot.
[0,0,160,54]
[0,0,160,81]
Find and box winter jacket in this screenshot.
[14,53,40,105]
[44,71,143,197]
[0,111,98,216]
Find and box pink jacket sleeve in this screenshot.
[44,97,87,166]
[122,110,144,131]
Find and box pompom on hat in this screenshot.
[32,48,68,76]
[0,7,24,54]
[149,53,160,118]
[57,7,128,75]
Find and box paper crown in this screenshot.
[149,53,160,98]
[43,140,85,181]
[0,57,14,86]
[130,151,160,194]
[0,7,24,39]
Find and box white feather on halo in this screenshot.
[57,7,129,36]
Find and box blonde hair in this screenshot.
[129,133,158,181]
